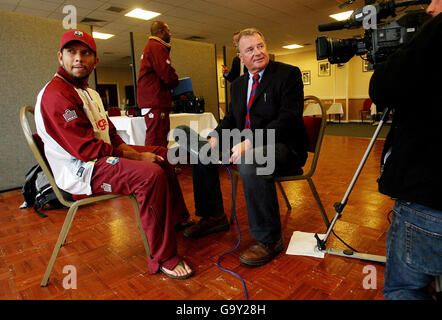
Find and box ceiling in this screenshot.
[0,0,429,67]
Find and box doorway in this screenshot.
[96,84,119,110]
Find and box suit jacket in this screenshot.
[224,56,248,83]
[214,60,308,162]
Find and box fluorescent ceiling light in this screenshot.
[283,44,303,49]
[92,32,114,40]
[125,8,161,21]
[330,10,354,21]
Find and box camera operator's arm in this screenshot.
[369,14,442,107]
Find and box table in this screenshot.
[327,103,344,123]
[370,103,377,116]
[109,112,218,147]
[303,103,322,117]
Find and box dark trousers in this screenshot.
[192,143,305,243]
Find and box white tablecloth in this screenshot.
[303,103,322,116]
[109,112,218,147]
[370,103,377,115]
[327,103,344,116]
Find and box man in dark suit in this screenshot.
[222,31,248,83]
[184,28,308,266]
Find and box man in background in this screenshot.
[35,30,193,279]
[369,0,442,299]
[222,31,248,83]
[137,21,179,148]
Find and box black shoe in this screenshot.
[183,215,229,238]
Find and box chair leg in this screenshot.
[276,181,292,210]
[230,171,239,225]
[41,204,79,287]
[307,178,330,229]
[130,195,150,259]
[61,210,76,246]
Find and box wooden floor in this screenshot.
[0,135,393,300]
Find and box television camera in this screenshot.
[316,0,431,68]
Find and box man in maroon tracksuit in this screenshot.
[35,30,193,279]
[137,21,179,148]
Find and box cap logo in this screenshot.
[74,31,83,37]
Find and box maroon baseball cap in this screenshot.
[60,30,97,54]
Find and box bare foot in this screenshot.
[161,260,193,279]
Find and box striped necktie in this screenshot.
[244,74,260,129]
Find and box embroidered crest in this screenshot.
[63,109,78,122]
[106,157,119,165]
[74,31,83,37]
[148,113,154,119]
[160,112,165,119]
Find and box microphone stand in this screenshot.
[314,106,391,263]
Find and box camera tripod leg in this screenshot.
[315,107,392,263]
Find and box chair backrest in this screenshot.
[107,107,121,117]
[20,106,73,207]
[126,108,137,116]
[362,98,372,111]
[302,95,327,178]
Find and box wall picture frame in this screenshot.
[318,61,331,77]
[301,70,311,85]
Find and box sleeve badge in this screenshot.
[63,109,78,122]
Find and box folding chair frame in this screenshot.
[20,106,150,287]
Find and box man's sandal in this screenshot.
[159,261,194,280]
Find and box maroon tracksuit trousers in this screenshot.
[90,145,188,274]
[143,109,170,148]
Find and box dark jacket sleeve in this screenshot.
[224,56,240,83]
[265,66,304,134]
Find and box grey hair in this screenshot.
[236,28,265,52]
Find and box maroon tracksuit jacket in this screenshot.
[137,36,179,147]
[36,66,189,274]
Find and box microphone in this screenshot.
[318,7,367,31]
[318,20,354,31]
